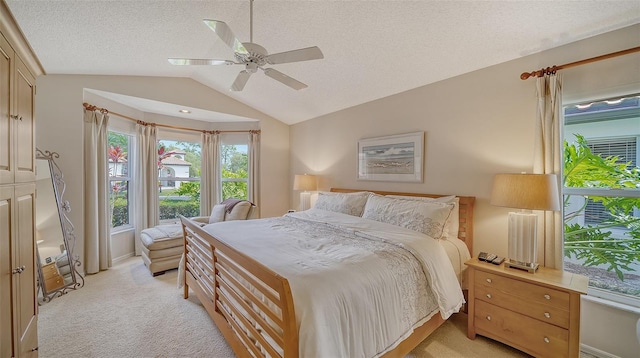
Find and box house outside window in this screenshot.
[562,94,640,304]
[108,131,132,229]
[157,140,201,223]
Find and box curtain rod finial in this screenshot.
[520,72,532,80]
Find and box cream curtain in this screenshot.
[133,123,159,255]
[200,131,221,216]
[533,74,563,269]
[83,109,111,274]
[248,130,261,216]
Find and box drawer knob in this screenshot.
[486,315,491,321]
[486,293,492,299]
[486,278,492,283]
[544,294,551,300]
[12,266,25,274]
[544,312,551,318]
[544,337,550,343]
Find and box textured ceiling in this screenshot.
[5,0,640,125]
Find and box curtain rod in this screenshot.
[520,46,640,80]
[82,102,259,134]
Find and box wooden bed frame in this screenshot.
[180,188,475,358]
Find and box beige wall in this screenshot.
[290,24,640,356]
[35,75,290,270]
[291,24,640,258]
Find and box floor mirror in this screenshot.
[36,148,84,303]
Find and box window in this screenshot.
[563,94,640,302]
[157,139,201,223]
[108,131,132,229]
[221,135,249,200]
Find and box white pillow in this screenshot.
[208,201,253,223]
[362,194,454,239]
[225,201,252,221]
[313,191,370,216]
[386,195,459,239]
[208,204,227,224]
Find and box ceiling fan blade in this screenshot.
[265,46,324,65]
[203,20,248,54]
[231,70,252,91]
[263,68,308,90]
[168,58,237,66]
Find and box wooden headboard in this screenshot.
[330,188,475,255]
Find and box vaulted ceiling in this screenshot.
[5,0,640,125]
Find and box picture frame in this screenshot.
[357,131,424,182]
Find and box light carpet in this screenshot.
[38,256,530,357]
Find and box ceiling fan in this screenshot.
[168,0,324,91]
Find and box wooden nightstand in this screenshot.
[41,261,65,292]
[465,257,588,358]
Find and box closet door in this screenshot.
[0,186,14,357]
[0,34,13,185]
[13,58,35,184]
[13,183,38,356]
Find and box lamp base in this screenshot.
[505,259,539,273]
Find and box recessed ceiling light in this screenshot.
[179,109,191,114]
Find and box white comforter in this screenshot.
[201,208,464,358]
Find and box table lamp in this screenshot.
[293,174,317,211]
[490,173,560,272]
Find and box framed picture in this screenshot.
[357,131,424,182]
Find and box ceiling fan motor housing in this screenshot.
[235,42,268,70]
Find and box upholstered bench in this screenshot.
[140,224,185,276]
[140,201,257,276]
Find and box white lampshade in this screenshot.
[293,174,317,191]
[491,173,560,211]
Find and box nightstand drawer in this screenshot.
[475,284,570,328]
[44,275,65,291]
[41,262,59,276]
[475,270,570,310]
[475,300,569,358]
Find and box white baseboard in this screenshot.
[112,252,135,264]
[581,344,621,358]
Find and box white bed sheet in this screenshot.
[441,236,472,289]
[201,208,464,357]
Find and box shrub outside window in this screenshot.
[221,143,249,201]
[562,95,640,302]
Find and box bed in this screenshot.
[180,188,474,358]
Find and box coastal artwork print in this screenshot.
[358,132,424,182]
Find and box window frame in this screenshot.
[220,134,249,201]
[108,130,134,232]
[156,136,203,224]
[562,94,640,306]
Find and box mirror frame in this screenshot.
[36,148,84,302]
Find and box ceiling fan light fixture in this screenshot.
[169,0,324,91]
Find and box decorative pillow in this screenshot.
[225,201,252,221]
[362,194,454,239]
[313,191,370,216]
[208,204,227,224]
[386,195,459,239]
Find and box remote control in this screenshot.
[491,256,505,265]
[478,252,488,261]
[485,253,497,262]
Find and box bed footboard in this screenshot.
[181,216,298,358]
